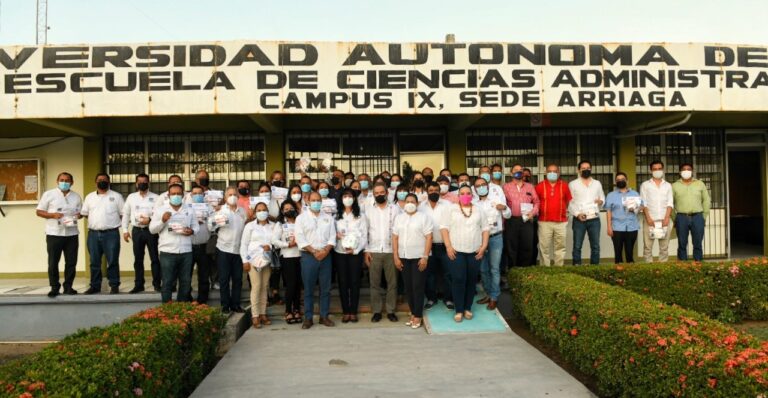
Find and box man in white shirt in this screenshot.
[420,182,453,309]
[36,172,82,298]
[121,173,160,294]
[188,185,215,304]
[364,183,400,323]
[80,173,125,294]
[154,174,183,210]
[295,191,337,329]
[149,183,198,303]
[474,177,511,310]
[567,160,606,265]
[640,160,674,263]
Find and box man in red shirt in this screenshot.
[502,164,540,267]
[535,164,572,266]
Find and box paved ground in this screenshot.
[191,318,595,398]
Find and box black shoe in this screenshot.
[233,306,245,313]
[84,287,100,295]
[110,286,120,294]
[371,313,382,323]
[445,301,455,310]
[63,288,78,295]
[47,289,59,298]
[129,286,144,294]
[387,313,398,322]
[222,307,231,315]
[302,319,313,329]
[424,300,435,310]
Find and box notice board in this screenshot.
[0,159,42,204]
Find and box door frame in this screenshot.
[726,130,768,257]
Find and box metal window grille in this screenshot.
[466,128,616,194]
[104,133,266,197]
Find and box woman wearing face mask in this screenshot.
[411,178,428,204]
[392,193,433,329]
[388,174,404,203]
[299,177,314,204]
[240,202,275,328]
[440,185,490,323]
[317,181,336,217]
[257,181,283,306]
[344,172,355,188]
[288,185,306,214]
[272,199,302,324]
[394,184,410,210]
[334,188,368,323]
[215,187,248,314]
[349,180,362,203]
[604,172,641,264]
[235,180,253,220]
[256,182,279,221]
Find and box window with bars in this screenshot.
[466,128,617,194]
[104,133,266,197]
[285,130,399,183]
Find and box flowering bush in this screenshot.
[0,302,225,397]
[510,271,768,397]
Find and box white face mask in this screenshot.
[652,170,664,179]
[680,170,693,180]
[404,202,417,214]
[439,184,449,194]
[226,195,237,206]
[342,197,355,207]
[291,193,302,202]
[259,192,270,198]
[256,211,269,221]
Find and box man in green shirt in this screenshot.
[672,163,711,261]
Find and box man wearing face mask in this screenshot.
[491,164,505,187]
[364,183,400,323]
[357,173,374,208]
[236,180,253,219]
[330,169,345,201]
[522,167,539,264]
[188,185,215,304]
[81,173,125,294]
[420,181,453,309]
[474,177,511,309]
[270,170,286,188]
[436,176,458,204]
[422,168,435,184]
[155,175,183,210]
[121,173,160,293]
[456,173,471,188]
[673,163,711,262]
[149,183,198,303]
[37,172,82,298]
[640,160,674,263]
[477,165,506,203]
[502,164,540,267]
[568,160,605,265]
[344,172,356,188]
[535,164,572,266]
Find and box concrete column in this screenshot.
[616,135,636,189]
[447,130,467,173]
[265,132,285,177]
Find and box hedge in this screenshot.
[0,302,225,398]
[510,270,768,397]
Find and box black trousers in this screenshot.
[505,216,535,267]
[402,258,428,318]
[281,256,302,314]
[611,230,638,264]
[334,252,363,314]
[191,244,212,303]
[47,235,78,290]
[131,227,161,289]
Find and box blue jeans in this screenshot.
[676,213,705,261]
[87,228,121,290]
[301,251,332,320]
[481,233,504,300]
[217,250,243,310]
[448,251,481,314]
[159,252,192,303]
[425,244,452,303]
[572,217,601,265]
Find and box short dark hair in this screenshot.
[168,183,184,194]
[95,172,110,181]
[680,162,694,170]
[616,172,628,179]
[135,173,149,182]
[56,172,73,182]
[510,163,523,170]
[236,179,250,187]
[491,163,503,170]
[405,193,418,202]
[577,160,592,169]
[426,181,440,190]
[168,174,182,183]
[649,160,664,169]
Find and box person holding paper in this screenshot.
[535,164,572,266]
[215,187,248,314]
[673,163,711,262]
[502,164,540,267]
[272,199,302,325]
[605,172,641,264]
[36,172,82,298]
[255,182,279,221]
[568,160,606,265]
[188,186,214,303]
[334,188,368,323]
[474,177,511,310]
[148,183,198,303]
[255,181,282,305]
[288,184,307,213]
[121,173,160,293]
[81,173,125,295]
[640,160,674,263]
[240,202,276,329]
[235,180,253,220]
[317,181,337,217]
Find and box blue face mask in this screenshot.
[301,183,311,193]
[192,194,204,203]
[360,180,369,190]
[513,171,523,180]
[390,181,400,189]
[58,181,71,191]
[476,185,489,197]
[310,201,322,212]
[396,191,408,201]
[169,195,183,206]
[492,171,503,181]
[546,172,558,182]
[318,188,329,198]
[480,173,491,182]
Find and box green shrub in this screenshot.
[509,270,768,397]
[0,302,225,397]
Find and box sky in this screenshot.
[0,0,766,45]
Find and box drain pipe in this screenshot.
[615,112,693,139]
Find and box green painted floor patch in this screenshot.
[424,296,510,335]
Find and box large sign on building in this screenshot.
[1,41,767,117]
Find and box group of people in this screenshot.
[37,159,711,330]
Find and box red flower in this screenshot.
[658,338,668,347]
[570,328,579,336]
[678,374,687,384]
[708,378,717,388]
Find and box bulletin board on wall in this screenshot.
[0,159,43,205]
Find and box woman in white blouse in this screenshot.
[215,187,248,314]
[272,199,302,324]
[334,188,368,323]
[392,193,433,329]
[440,185,490,322]
[240,202,275,329]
